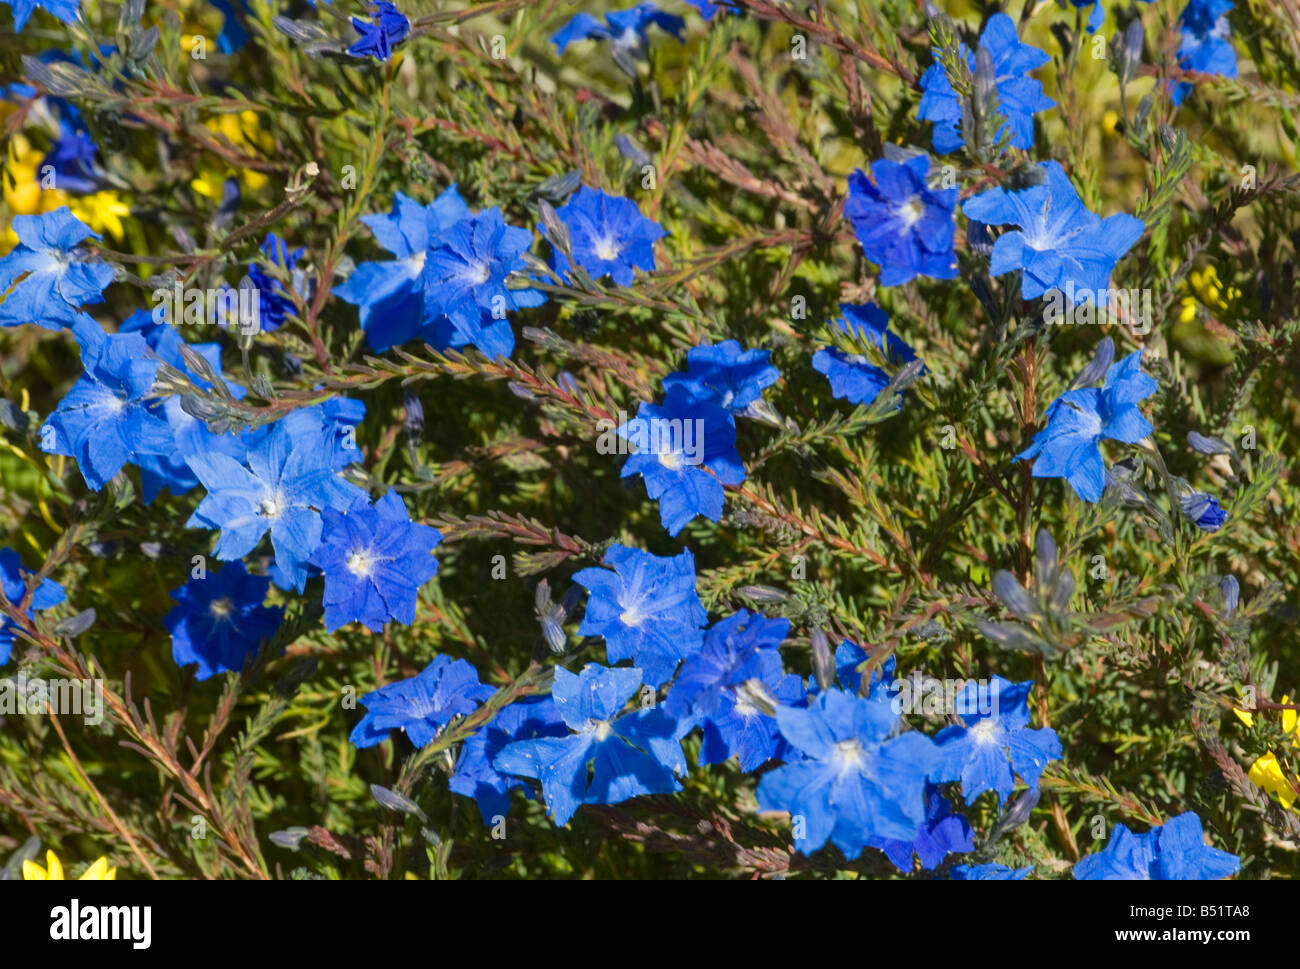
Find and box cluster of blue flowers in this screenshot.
[0,0,1251,880]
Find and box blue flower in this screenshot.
[933,676,1063,808]
[185,415,367,592]
[831,638,896,696]
[118,310,263,504]
[917,13,1055,154]
[549,185,667,286]
[617,386,746,537]
[350,655,495,749]
[493,664,693,826]
[346,1,410,62]
[812,302,919,406]
[572,544,707,688]
[0,208,114,328]
[334,186,471,351]
[661,340,780,414]
[1181,491,1227,531]
[664,610,803,771]
[43,119,101,194]
[951,862,1032,880]
[0,548,66,665]
[962,161,1145,303]
[4,0,80,32]
[164,561,283,681]
[278,398,366,471]
[869,785,975,872]
[757,687,941,858]
[41,316,172,491]
[309,490,442,633]
[211,0,251,53]
[247,233,304,334]
[421,208,545,359]
[1173,0,1237,105]
[684,0,736,18]
[551,3,685,55]
[1016,349,1158,503]
[843,156,958,286]
[449,696,569,823]
[1074,811,1241,880]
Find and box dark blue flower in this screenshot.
[917,13,1056,154]
[42,119,101,194]
[449,696,570,823]
[42,316,172,491]
[757,687,941,858]
[247,233,304,334]
[831,638,896,696]
[1181,491,1227,531]
[812,302,919,406]
[309,490,442,633]
[661,340,780,414]
[551,3,685,55]
[1172,0,1237,105]
[962,161,1145,303]
[346,1,411,62]
[572,544,707,688]
[5,0,80,31]
[421,208,545,358]
[1073,811,1241,880]
[951,862,1032,880]
[933,676,1063,808]
[185,414,366,592]
[0,548,66,665]
[1016,349,1158,503]
[618,386,746,537]
[549,185,666,286]
[493,663,693,826]
[334,185,471,351]
[351,655,495,749]
[164,560,283,681]
[869,785,975,872]
[664,610,803,771]
[843,156,958,286]
[0,207,115,328]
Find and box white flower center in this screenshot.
[259,492,286,520]
[465,261,490,286]
[209,596,234,619]
[347,548,376,577]
[833,738,867,773]
[594,236,621,261]
[658,450,683,470]
[587,719,614,741]
[620,603,646,627]
[404,251,427,279]
[897,195,925,228]
[971,718,1000,744]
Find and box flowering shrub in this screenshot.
[0,0,1297,882]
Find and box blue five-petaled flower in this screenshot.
[346,1,411,62]
[917,13,1056,155]
[933,676,1063,808]
[843,155,958,286]
[0,548,66,666]
[164,561,284,681]
[351,655,495,749]
[0,208,114,328]
[572,544,707,688]
[493,663,693,826]
[548,185,667,286]
[309,490,442,633]
[1016,349,1158,503]
[1073,811,1241,880]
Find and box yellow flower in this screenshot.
[1235,695,1299,809]
[22,850,117,880]
[192,111,272,202]
[70,191,132,240]
[1102,110,1119,137]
